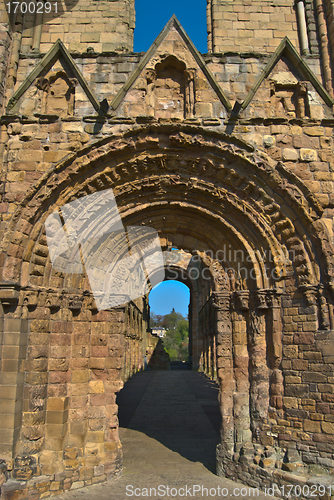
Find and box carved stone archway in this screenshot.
[0,125,333,492]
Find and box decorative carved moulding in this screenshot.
[44,294,62,310]
[255,290,270,310]
[17,287,99,311]
[67,296,83,311]
[317,284,330,330]
[22,291,38,308]
[12,455,37,481]
[299,283,318,305]
[0,282,20,305]
[266,288,283,308]
[248,288,284,310]
[212,291,232,310]
[233,290,250,310]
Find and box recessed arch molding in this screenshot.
[0,125,334,494]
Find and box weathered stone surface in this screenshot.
[0,2,334,499]
[282,148,298,161]
[300,148,318,162]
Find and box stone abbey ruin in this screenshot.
[0,0,334,498]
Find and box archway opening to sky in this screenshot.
[149,280,191,365]
[149,280,190,318]
[134,0,207,53]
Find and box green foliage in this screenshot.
[149,312,164,328]
[176,319,189,341]
[150,308,189,362]
[162,307,184,330]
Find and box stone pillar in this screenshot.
[214,291,235,454]
[231,291,252,449]
[248,291,270,444]
[199,301,211,376]
[209,295,217,379]
[207,335,212,377]
[0,284,27,460]
[188,300,193,368]
[185,69,196,119]
[323,0,334,91]
[39,302,71,476]
[191,290,201,370]
[212,332,217,380]
[267,290,284,414]
[207,0,213,52]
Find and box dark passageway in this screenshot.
[116,370,220,473]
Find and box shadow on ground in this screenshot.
[116,370,221,473]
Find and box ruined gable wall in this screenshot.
[2,42,333,226]
[0,3,334,500]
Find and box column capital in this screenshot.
[212,291,231,310]
[0,282,20,306]
[232,290,249,310]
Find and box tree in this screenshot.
[162,308,184,330]
[149,312,164,328]
[176,319,188,341]
[161,309,189,362]
[149,309,189,361]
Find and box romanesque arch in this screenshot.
[0,124,333,491]
[1,125,330,284]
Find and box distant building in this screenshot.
[151,327,166,338]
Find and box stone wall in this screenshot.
[208,0,299,53]
[123,298,151,380]
[0,292,151,498]
[40,0,135,54]
[0,4,334,500]
[1,0,135,55]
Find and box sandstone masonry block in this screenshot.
[300,149,318,162]
[282,148,298,161]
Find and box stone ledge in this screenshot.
[217,445,334,499]
[0,462,122,500]
[0,283,20,305]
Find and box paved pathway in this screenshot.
[56,371,268,500]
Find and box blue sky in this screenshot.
[134,0,207,53]
[149,281,190,317]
